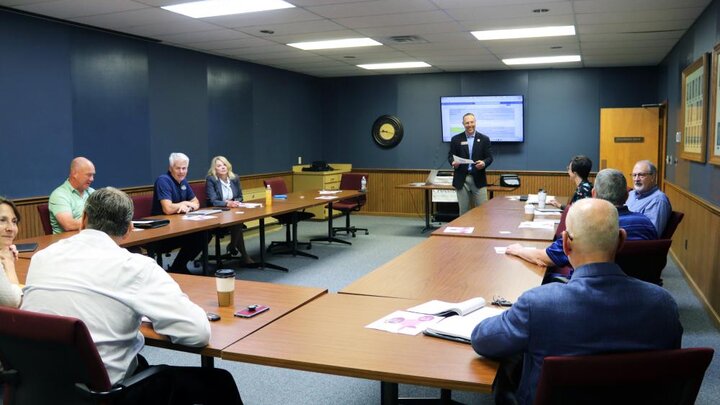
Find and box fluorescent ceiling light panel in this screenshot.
[287,38,382,50]
[472,26,575,40]
[162,0,294,18]
[357,62,431,70]
[502,55,581,65]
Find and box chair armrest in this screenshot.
[75,365,170,400]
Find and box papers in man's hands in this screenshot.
[365,311,441,336]
[407,297,486,317]
[452,155,475,165]
[424,307,505,344]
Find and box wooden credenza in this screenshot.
[292,163,351,219]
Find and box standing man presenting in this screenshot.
[48,157,96,234]
[448,113,494,215]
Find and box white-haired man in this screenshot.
[151,152,204,274]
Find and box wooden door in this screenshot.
[600,107,662,186]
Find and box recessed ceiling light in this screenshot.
[288,38,382,50]
[357,62,431,70]
[472,26,575,41]
[502,55,581,65]
[162,0,294,19]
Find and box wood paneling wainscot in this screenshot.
[664,181,720,327]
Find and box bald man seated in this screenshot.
[471,198,683,405]
[48,157,96,234]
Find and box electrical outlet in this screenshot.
[676,131,682,143]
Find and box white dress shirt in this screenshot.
[22,229,210,385]
[0,262,22,308]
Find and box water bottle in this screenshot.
[537,188,547,209]
[360,176,367,192]
[265,184,272,207]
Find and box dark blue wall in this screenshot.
[658,0,720,206]
[321,67,659,172]
[0,9,322,199]
[1,8,663,199]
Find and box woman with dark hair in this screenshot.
[0,197,22,307]
[548,155,593,210]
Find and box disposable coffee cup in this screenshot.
[215,269,235,307]
[524,204,535,221]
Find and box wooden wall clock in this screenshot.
[371,115,403,148]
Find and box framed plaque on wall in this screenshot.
[709,44,720,165]
[680,54,708,163]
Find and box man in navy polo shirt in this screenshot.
[151,152,204,274]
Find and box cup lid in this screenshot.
[215,269,235,278]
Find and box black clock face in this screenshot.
[371,115,404,148]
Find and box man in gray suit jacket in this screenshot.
[471,198,683,405]
[447,113,494,215]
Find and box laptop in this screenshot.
[132,218,170,229]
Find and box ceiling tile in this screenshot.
[14,0,148,19]
[307,0,438,19]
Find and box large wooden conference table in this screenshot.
[15,189,365,271]
[223,293,500,404]
[340,236,547,302]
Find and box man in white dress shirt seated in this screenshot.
[22,187,242,404]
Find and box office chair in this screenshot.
[0,306,168,405]
[263,178,317,260]
[554,203,572,240]
[661,210,684,239]
[130,194,173,267]
[615,239,672,286]
[36,203,52,235]
[534,347,714,405]
[331,173,369,238]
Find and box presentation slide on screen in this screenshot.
[441,95,524,142]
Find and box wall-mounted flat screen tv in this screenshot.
[440,95,524,143]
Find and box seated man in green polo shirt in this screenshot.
[48,157,96,234]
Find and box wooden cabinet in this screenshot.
[292,164,351,219]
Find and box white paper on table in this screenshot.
[182,215,217,221]
[444,226,474,234]
[518,221,554,230]
[319,190,341,195]
[315,196,338,200]
[238,202,262,208]
[498,230,512,234]
[365,310,442,336]
[132,228,144,232]
[534,210,561,216]
[494,247,506,254]
[235,211,245,214]
[507,196,521,200]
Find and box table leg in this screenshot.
[381,382,399,405]
[201,355,214,368]
[310,201,351,245]
[421,189,439,233]
[201,231,209,275]
[252,217,287,272]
